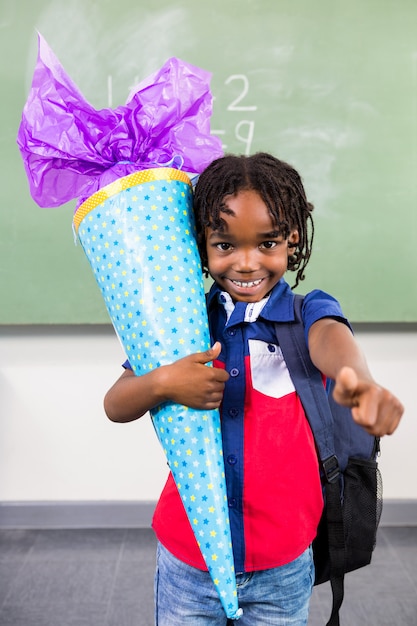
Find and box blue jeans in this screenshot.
[154,543,314,625]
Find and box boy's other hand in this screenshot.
[333,366,404,437]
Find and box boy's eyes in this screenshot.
[260,241,278,250]
[213,240,279,251]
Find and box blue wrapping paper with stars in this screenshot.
[17,35,243,620]
[74,168,242,620]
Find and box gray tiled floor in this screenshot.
[0,527,416,625]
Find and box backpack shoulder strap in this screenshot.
[273,294,345,626]
[274,295,338,478]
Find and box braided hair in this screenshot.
[193,152,314,289]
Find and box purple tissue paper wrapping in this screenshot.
[17,33,223,208]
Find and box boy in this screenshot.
[104,153,403,625]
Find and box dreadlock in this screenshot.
[193,152,314,289]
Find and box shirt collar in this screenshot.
[218,291,270,324]
[206,278,297,323]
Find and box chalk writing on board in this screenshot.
[225,75,257,111]
[212,74,258,156]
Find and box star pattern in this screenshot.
[76,170,208,372]
[74,169,240,619]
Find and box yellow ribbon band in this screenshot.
[73,168,192,233]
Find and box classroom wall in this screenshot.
[0,326,415,512]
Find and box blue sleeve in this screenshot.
[301,289,351,344]
[122,359,132,370]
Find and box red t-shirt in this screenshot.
[153,334,323,572]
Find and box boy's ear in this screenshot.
[288,229,299,248]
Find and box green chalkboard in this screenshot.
[2,0,417,323]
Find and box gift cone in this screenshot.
[17,35,237,618]
[73,167,242,620]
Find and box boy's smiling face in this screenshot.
[205,189,299,303]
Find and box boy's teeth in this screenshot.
[232,279,262,288]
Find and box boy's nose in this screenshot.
[234,249,259,271]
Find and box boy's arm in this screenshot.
[104,342,229,423]
[308,318,404,437]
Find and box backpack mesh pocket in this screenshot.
[343,457,383,569]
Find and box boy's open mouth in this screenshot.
[230,278,263,288]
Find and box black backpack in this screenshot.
[274,295,382,626]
